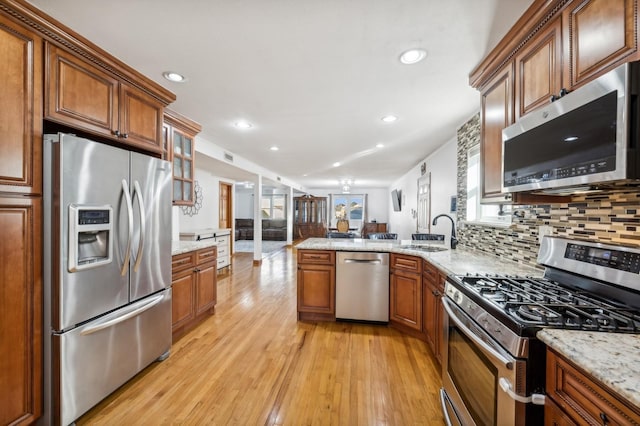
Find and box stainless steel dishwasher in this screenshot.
[336,252,390,322]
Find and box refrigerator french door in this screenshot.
[42,133,173,425]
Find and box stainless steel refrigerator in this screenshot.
[42,133,173,425]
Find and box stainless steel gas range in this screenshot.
[440,236,640,426]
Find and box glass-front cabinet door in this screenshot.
[172,129,194,205]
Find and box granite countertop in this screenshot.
[172,239,220,256]
[295,237,543,277]
[538,329,640,407]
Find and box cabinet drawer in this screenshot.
[217,244,228,257]
[391,254,422,273]
[217,255,229,269]
[298,250,335,265]
[196,247,217,264]
[546,349,640,425]
[216,235,229,245]
[422,260,439,282]
[172,252,195,273]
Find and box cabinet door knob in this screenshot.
[599,412,609,425]
[121,133,129,139]
[112,130,120,137]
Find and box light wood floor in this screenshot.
[77,247,445,425]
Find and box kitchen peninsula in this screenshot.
[296,237,542,364]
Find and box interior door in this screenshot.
[219,182,232,229]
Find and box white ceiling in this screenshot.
[29,0,533,191]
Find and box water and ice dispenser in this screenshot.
[68,205,113,272]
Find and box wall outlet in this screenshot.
[538,225,553,242]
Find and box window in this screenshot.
[466,146,512,225]
[261,194,286,219]
[332,194,365,228]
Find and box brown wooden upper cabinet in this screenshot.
[480,63,513,203]
[471,0,640,203]
[163,109,202,205]
[0,16,42,196]
[563,0,637,89]
[514,18,563,119]
[46,44,165,154]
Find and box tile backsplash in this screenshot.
[456,113,640,269]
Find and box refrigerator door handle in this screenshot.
[132,180,146,272]
[121,179,134,276]
[80,293,165,336]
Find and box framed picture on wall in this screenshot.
[450,195,457,213]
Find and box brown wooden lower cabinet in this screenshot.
[171,247,217,339]
[423,260,445,365]
[546,348,640,425]
[0,196,42,425]
[545,396,577,426]
[297,250,336,321]
[389,254,422,333]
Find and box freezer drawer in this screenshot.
[53,290,172,425]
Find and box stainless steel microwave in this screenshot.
[502,61,640,194]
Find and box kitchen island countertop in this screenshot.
[295,237,543,277]
[538,329,640,408]
[172,239,220,256]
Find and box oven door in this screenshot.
[440,297,522,426]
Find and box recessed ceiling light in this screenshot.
[162,71,187,83]
[564,136,579,142]
[270,146,279,151]
[235,120,252,129]
[376,143,384,148]
[333,162,341,167]
[381,115,398,123]
[400,49,427,65]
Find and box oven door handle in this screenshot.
[442,297,514,370]
[499,378,546,405]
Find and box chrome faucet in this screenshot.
[432,214,458,249]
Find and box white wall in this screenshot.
[176,165,233,234]
[388,136,458,242]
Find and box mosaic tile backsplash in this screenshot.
[456,113,640,269]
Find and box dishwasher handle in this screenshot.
[343,258,382,264]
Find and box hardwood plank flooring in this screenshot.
[77,247,445,425]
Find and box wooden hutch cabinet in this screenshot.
[294,196,327,239]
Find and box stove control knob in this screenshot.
[494,328,502,334]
